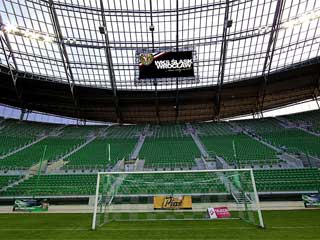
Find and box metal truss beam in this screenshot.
[175,0,180,123]
[100,0,121,123]
[149,0,160,124]
[48,0,79,118]
[48,0,223,15]
[255,0,284,115]
[215,0,230,120]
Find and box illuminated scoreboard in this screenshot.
[135,49,198,86]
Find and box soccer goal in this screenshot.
[92,169,264,230]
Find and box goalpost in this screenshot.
[92,169,264,230]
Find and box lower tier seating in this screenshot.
[2,174,97,196]
[0,168,319,196]
[254,168,320,192]
[139,137,200,168]
[0,175,21,189]
[117,172,226,195]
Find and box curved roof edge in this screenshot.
[0,57,319,124]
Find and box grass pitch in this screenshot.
[0,210,319,239]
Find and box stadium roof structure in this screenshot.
[0,0,319,123]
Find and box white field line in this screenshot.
[0,226,319,231]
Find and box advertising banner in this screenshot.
[153,196,192,210]
[13,199,49,212]
[302,194,320,208]
[139,51,194,79]
[208,207,231,219]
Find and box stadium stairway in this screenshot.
[46,159,65,173]
[112,159,125,172]
[130,125,149,160]
[194,158,208,170]
[187,123,225,170]
[186,123,209,158]
[297,154,320,168]
[134,159,145,171]
[216,156,232,169]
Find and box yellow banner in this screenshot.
[153,196,192,210]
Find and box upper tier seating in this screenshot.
[139,125,197,168]
[0,119,58,136]
[238,118,320,156]
[140,137,200,168]
[59,125,105,138]
[0,137,84,169]
[192,122,234,136]
[105,125,144,139]
[0,111,320,178]
[285,110,320,132]
[201,134,279,166]
[149,124,187,138]
[0,119,58,155]
[64,138,137,169]
[0,124,109,169]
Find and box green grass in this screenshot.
[0,210,319,239]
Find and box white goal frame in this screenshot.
[92,169,264,230]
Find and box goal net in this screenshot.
[92,169,264,230]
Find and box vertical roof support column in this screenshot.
[215,0,230,120]
[313,73,320,109]
[100,0,122,123]
[255,0,284,116]
[48,0,80,118]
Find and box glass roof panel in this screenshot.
[271,0,320,71]
[0,0,319,90]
